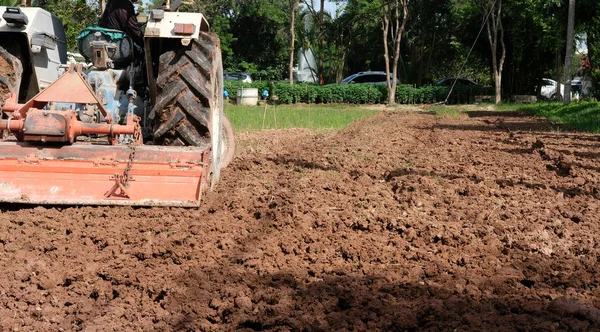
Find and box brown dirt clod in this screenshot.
[1,108,600,331]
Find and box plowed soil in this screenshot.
[2,108,600,331]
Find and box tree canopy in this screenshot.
[12,0,600,97]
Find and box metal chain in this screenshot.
[0,102,7,140]
[121,121,141,187]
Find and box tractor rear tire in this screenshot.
[0,45,22,140]
[153,32,234,170]
[0,45,22,102]
[220,113,235,168]
[154,33,233,152]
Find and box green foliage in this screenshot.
[272,83,384,104]
[226,61,282,82]
[21,0,594,101]
[46,0,100,51]
[224,103,377,131]
[337,0,386,77]
[511,101,600,133]
[138,0,163,12]
[592,71,600,99]
[225,81,493,105]
[179,0,289,80]
[174,1,237,68]
[0,0,20,6]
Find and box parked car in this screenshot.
[539,78,564,100]
[341,71,398,84]
[223,72,253,83]
[435,78,481,86]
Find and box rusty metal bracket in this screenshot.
[17,154,41,165]
[169,161,198,170]
[93,157,118,167]
[198,148,211,197]
[104,174,133,199]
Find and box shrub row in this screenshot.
[223,81,494,105]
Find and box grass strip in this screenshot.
[224,103,377,132]
[499,101,600,133]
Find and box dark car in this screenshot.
[223,72,253,83]
[341,71,398,84]
[435,78,481,86]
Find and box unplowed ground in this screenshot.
[2,108,600,331]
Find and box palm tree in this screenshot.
[0,0,20,6]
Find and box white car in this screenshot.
[223,72,253,83]
[341,71,399,84]
[540,78,564,100]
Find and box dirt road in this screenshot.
[1,108,600,331]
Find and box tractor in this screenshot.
[0,2,234,207]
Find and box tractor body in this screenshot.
[0,5,233,207]
[0,7,67,101]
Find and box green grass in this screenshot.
[224,103,377,131]
[498,101,600,133]
[428,105,464,117]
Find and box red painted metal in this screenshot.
[0,142,211,206]
[174,23,195,35]
[0,63,210,207]
[11,64,112,123]
[1,110,138,144]
[0,93,20,112]
[0,64,143,145]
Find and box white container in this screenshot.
[236,87,259,105]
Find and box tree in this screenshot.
[406,0,450,86]
[289,0,299,84]
[382,0,408,104]
[577,0,599,97]
[323,4,349,83]
[228,0,289,79]
[563,0,576,104]
[175,0,238,73]
[0,0,20,6]
[484,0,505,104]
[138,0,164,12]
[44,0,100,51]
[301,0,328,85]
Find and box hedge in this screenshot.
[223,81,494,105]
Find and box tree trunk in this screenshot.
[416,44,424,86]
[563,0,576,105]
[336,52,345,83]
[383,12,391,103]
[318,0,325,85]
[555,50,562,99]
[383,0,408,105]
[486,0,505,104]
[289,0,297,85]
[391,1,407,103]
[424,29,437,86]
[491,39,500,103]
[587,20,598,98]
[494,73,501,104]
